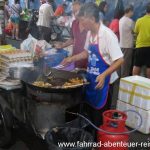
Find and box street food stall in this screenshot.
[0,44,88,146]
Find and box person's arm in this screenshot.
[129,20,135,34]
[131,21,135,30]
[96,31,124,89]
[70,50,88,62]
[55,38,74,49]
[96,58,124,89]
[61,50,88,66]
[47,4,54,21]
[62,38,74,48]
[134,20,139,35]
[61,31,90,65]
[133,20,140,41]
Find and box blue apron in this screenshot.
[86,38,110,109]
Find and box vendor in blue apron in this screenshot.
[61,3,124,126]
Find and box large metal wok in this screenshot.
[21,67,87,93]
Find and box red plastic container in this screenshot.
[97,110,129,150]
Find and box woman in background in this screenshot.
[10,0,21,40]
[98,1,108,25]
[109,10,123,40]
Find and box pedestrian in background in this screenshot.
[37,0,54,42]
[119,5,134,77]
[109,10,123,40]
[10,0,21,40]
[98,1,108,25]
[133,4,150,78]
[55,1,88,69]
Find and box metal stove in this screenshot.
[0,69,84,145]
[25,85,83,138]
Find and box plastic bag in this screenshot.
[45,127,93,150]
[20,34,52,57]
[34,40,52,57]
[20,34,37,56]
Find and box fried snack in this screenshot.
[69,78,83,84]
[33,81,52,88]
[63,77,84,87]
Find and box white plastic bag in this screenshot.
[20,34,37,56]
[21,34,53,57]
[34,40,52,57]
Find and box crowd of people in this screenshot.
[3,0,150,78]
[51,0,150,80]
[119,4,150,78]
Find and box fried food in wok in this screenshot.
[32,81,52,88]
[63,77,84,87]
[32,77,84,89]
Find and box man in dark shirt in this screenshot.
[55,1,87,69]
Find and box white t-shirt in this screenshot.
[119,16,134,48]
[84,23,123,84]
[37,3,54,28]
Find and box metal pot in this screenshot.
[9,67,34,79]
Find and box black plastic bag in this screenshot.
[45,127,93,150]
[65,103,94,132]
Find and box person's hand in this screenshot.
[61,57,73,66]
[95,73,106,89]
[54,42,63,49]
